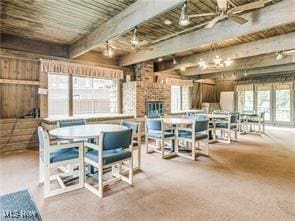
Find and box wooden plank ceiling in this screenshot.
[1,0,293,61]
[0,0,136,45]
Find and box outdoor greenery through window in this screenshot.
[237,90,254,112]
[275,89,291,122]
[48,73,118,118]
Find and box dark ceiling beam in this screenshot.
[180,53,295,77]
[119,0,295,66]
[69,0,186,58]
[156,32,295,72]
[0,34,68,58]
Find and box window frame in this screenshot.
[47,73,120,118]
[171,85,190,113]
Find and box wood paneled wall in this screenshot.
[215,79,235,101]
[201,83,217,103]
[0,57,40,118]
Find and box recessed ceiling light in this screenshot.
[180,67,186,71]
[158,58,163,62]
[164,19,172,25]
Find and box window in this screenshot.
[171,86,190,112]
[48,73,119,117]
[238,91,254,112]
[48,74,69,117]
[275,89,291,122]
[257,90,271,121]
[73,76,116,115]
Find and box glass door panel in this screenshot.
[257,90,271,121]
[238,91,254,112]
[275,89,291,122]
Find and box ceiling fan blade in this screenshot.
[284,49,295,55]
[228,15,248,24]
[189,13,218,18]
[229,0,265,14]
[205,15,225,29]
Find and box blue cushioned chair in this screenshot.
[145,118,175,159]
[214,112,239,143]
[57,119,86,128]
[56,119,88,174]
[121,120,142,170]
[84,129,133,198]
[177,118,209,160]
[37,127,83,198]
[246,112,265,134]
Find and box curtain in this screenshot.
[256,83,272,90]
[272,82,293,90]
[157,76,193,87]
[40,59,123,79]
[236,84,254,91]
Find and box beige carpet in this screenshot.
[1,127,294,221]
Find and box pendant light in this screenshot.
[103,41,113,57]
[179,2,190,26]
[130,27,139,45]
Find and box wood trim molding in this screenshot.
[0,79,40,86]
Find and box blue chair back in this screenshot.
[146,119,162,131]
[195,120,209,132]
[195,114,208,121]
[58,119,86,128]
[229,112,239,123]
[121,121,140,133]
[102,129,132,151]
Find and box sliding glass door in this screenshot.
[274,87,293,126]
[257,89,271,122]
[237,82,294,127]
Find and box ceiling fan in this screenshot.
[276,50,295,60]
[179,0,267,29]
[130,27,153,52]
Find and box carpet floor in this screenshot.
[0,126,294,221]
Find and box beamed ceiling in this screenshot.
[0,0,294,63]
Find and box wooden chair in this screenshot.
[176,119,209,160]
[83,129,133,198]
[37,127,84,198]
[214,112,239,143]
[145,118,175,159]
[57,119,86,128]
[56,119,87,174]
[247,112,265,134]
[120,120,142,170]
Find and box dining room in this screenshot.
[0,0,295,220]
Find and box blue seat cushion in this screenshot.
[85,149,132,165]
[147,130,174,139]
[178,131,208,140]
[50,148,79,163]
[215,123,237,129]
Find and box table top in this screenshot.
[49,124,128,139]
[162,117,194,125]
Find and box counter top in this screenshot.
[42,114,135,124]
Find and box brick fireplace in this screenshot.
[122,62,171,118]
